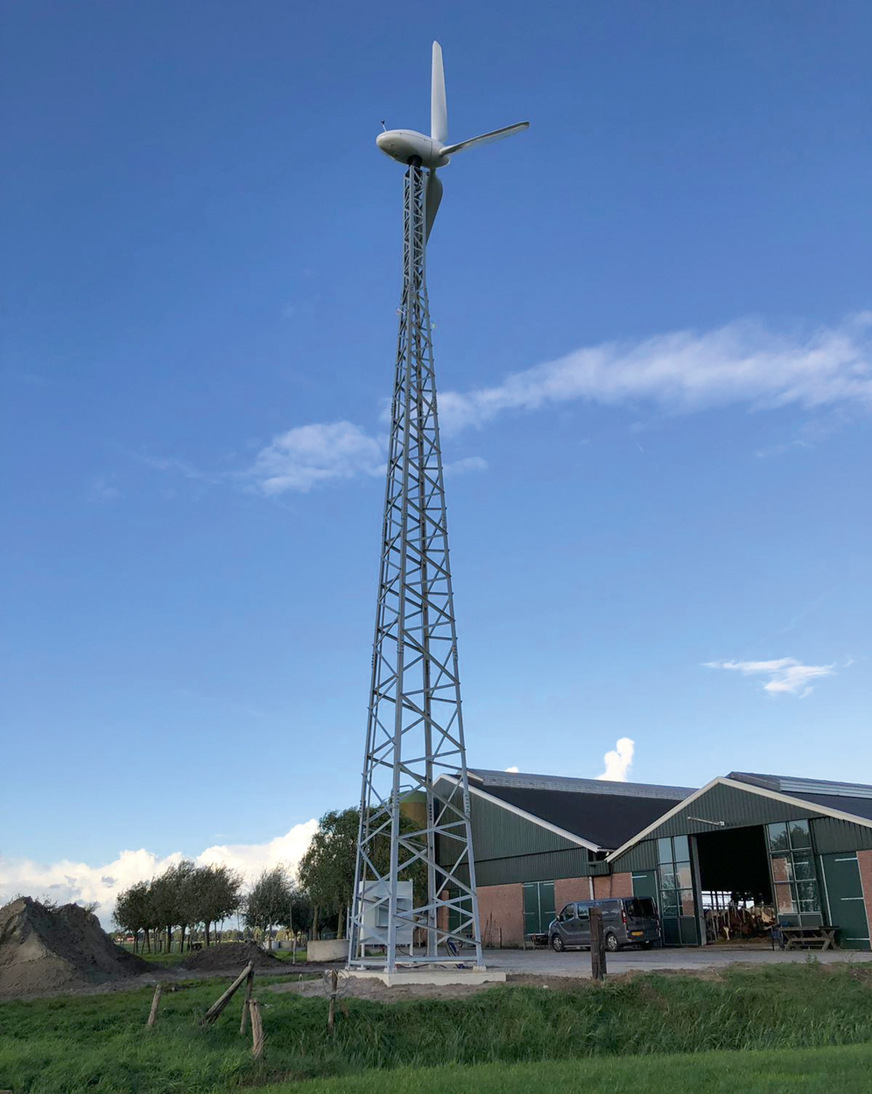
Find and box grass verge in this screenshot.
[1,963,872,1092]
[263,1043,872,1094]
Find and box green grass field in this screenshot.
[273,1044,872,1094]
[2,963,872,1092]
[126,947,308,966]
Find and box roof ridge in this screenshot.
[469,768,695,799]
[730,771,872,798]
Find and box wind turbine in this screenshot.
[376,41,529,239]
[348,43,528,975]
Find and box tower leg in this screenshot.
[348,165,483,970]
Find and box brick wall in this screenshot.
[555,876,593,910]
[472,872,637,948]
[857,850,872,946]
[477,882,525,946]
[592,872,634,899]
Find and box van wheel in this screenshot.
[604,932,619,952]
[551,935,565,952]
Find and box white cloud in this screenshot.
[444,455,488,475]
[151,313,872,496]
[247,421,384,495]
[705,657,837,698]
[504,765,520,773]
[0,820,318,929]
[437,313,872,432]
[597,737,635,782]
[86,475,121,503]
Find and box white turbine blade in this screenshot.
[425,170,443,241]
[431,41,448,144]
[441,121,529,157]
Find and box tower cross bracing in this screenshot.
[347,163,483,970]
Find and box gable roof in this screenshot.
[606,773,872,863]
[728,772,872,821]
[464,769,694,852]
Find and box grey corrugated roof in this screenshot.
[467,769,695,851]
[729,771,872,799]
[470,769,695,800]
[729,771,872,823]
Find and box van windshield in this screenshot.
[625,898,656,918]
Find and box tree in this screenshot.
[297,806,427,940]
[190,864,242,945]
[113,881,151,952]
[147,860,196,952]
[245,866,294,949]
[297,809,359,939]
[288,888,313,936]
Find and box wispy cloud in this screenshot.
[444,455,488,475]
[86,475,121,503]
[437,313,872,432]
[148,313,871,496]
[705,657,837,697]
[246,421,385,495]
[597,737,635,782]
[0,821,318,929]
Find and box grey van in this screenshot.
[548,897,660,952]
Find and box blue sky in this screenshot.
[1,1,870,912]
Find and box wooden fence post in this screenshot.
[239,969,255,1035]
[250,1000,264,1059]
[327,969,338,1035]
[589,908,607,981]
[202,961,254,1025]
[146,983,162,1028]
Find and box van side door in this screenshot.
[574,902,591,946]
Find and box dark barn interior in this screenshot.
[696,825,772,903]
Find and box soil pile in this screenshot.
[0,896,149,997]
[182,941,283,972]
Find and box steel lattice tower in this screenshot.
[347,163,483,971]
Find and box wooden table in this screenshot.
[775,925,839,951]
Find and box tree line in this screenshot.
[113,862,310,952]
[113,805,426,950]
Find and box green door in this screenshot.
[523,881,556,937]
[821,854,870,951]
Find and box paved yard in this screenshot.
[484,943,872,977]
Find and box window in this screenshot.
[766,819,821,926]
[657,835,697,944]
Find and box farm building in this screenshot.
[435,768,693,946]
[436,768,872,951]
[609,771,872,951]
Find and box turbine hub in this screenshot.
[376,129,448,169]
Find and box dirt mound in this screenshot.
[0,896,149,997]
[182,941,284,972]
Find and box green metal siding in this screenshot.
[611,782,872,873]
[469,792,587,859]
[437,788,592,886]
[611,783,821,869]
[613,841,658,873]
[475,848,591,886]
[811,817,872,854]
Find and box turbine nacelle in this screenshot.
[376,129,450,169]
[377,42,529,239]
